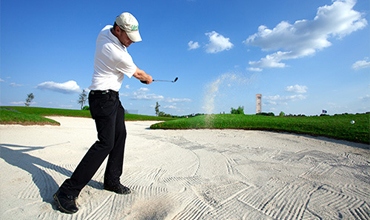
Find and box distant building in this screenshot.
[256,94,262,114]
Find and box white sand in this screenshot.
[0,116,369,219]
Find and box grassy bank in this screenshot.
[0,106,174,125]
[150,113,370,144]
[1,106,369,144]
[0,108,60,125]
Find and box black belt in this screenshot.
[90,90,118,96]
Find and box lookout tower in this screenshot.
[256,94,262,114]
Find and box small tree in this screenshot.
[25,93,34,106]
[231,106,244,114]
[155,102,161,116]
[78,90,88,110]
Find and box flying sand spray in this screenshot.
[203,73,257,126]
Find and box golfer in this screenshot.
[53,12,153,214]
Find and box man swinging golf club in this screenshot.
[53,12,152,214]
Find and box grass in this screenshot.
[0,108,60,125]
[1,106,369,144]
[150,113,370,144]
[0,106,174,125]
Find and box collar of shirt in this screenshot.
[108,26,127,50]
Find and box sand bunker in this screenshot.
[0,116,369,219]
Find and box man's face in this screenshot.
[116,27,134,47]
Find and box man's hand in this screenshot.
[133,67,153,84]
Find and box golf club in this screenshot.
[141,77,178,84]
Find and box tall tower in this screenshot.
[256,94,262,114]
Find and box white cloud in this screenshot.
[205,31,233,53]
[10,101,26,105]
[285,85,308,93]
[10,101,37,106]
[188,41,200,50]
[163,105,177,109]
[137,87,149,92]
[131,87,164,100]
[9,82,23,87]
[359,94,370,102]
[245,0,367,69]
[247,67,263,72]
[352,59,370,70]
[127,88,192,104]
[36,80,82,94]
[165,97,192,103]
[125,85,130,89]
[264,94,307,105]
[0,78,4,82]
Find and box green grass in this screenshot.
[1,106,369,144]
[0,108,60,125]
[0,106,174,124]
[2,106,92,117]
[150,113,370,144]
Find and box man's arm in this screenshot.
[133,67,153,84]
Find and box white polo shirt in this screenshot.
[89,25,137,92]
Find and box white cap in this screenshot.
[115,12,142,42]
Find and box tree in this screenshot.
[25,93,34,106]
[78,90,88,110]
[155,102,161,116]
[231,106,244,114]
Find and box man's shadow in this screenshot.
[0,144,102,205]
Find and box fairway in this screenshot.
[151,113,370,144]
[1,107,369,144]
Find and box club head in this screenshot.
[173,77,178,83]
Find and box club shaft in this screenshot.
[154,79,173,82]
[140,77,177,84]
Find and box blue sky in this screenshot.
[1,0,369,116]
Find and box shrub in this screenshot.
[158,111,172,117]
[231,106,245,115]
[257,112,275,116]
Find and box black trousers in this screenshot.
[60,90,127,197]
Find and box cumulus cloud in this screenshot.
[36,80,82,94]
[205,31,233,53]
[163,105,177,109]
[165,97,192,103]
[247,67,263,72]
[9,82,23,87]
[188,41,200,50]
[129,88,192,103]
[10,101,27,105]
[245,0,367,69]
[264,94,307,105]
[285,85,308,93]
[359,94,370,102]
[131,87,164,100]
[352,59,370,70]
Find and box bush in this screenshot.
[257,112,275,116]
[82,106,90,110]
[158,111,172,117]
[231,106,244,115]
